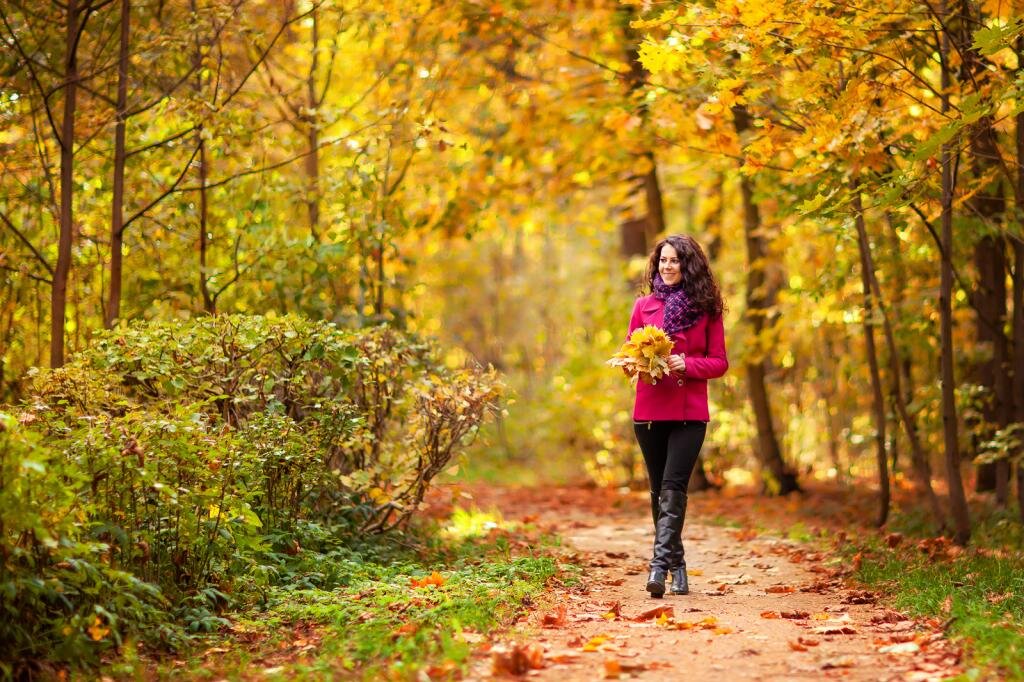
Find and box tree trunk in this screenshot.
[939,2,971,543]
[305,7,321,241]
[618,6,665,254]
[52,0,80,367]
[107,0,130,328]
[198,135,213,314]
[861,189,946,527]
[734,107,799,495]
[1013,36,1024,522]
[851,186,890,527]
[953,0,1012,503]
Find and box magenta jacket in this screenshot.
[627,294,729,422]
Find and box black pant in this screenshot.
[633,420,707,493]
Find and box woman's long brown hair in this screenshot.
[643,235,725,318]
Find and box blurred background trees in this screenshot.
[3,0,1023,541]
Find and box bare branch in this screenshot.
[0,209,54,276]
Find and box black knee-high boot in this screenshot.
[647,489,686,598]
[669,492,689,595]
[649,491,659,528]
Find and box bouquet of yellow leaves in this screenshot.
[607,325,674,387]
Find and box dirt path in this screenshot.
[457,485,961,681]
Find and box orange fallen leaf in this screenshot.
[713,626,734,635]
[766,585,796,593]
[393,622,418,637]
[491,643,545,675]
[633,605,673,622]
[797,636,820,647]
[604,657,621,679]
[410,571,446,588]
[760,611,780,619]
[687,569,704,576]
[542,604,567,627]
[811,625,857,635]
[789,640,808,652]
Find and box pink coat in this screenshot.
[627,294,729,422]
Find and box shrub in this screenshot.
[1,314,500,674]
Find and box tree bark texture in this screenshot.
[851,186,890,527]
[734,107,799,495]
[939,0,971,543]
[107,0,130,328]
[53,0,80,367]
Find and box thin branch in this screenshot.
[0,210,54,275]
[0,263,53,284]
[121,143,202,231]
[0,11,62,146]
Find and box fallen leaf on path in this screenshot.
[886,532,904,548]
[879,642,921,654]
[781,610,809,620]
[603,578,625,586]
[811,612,830,620]
[870,609,908,624]
[821,656,856,669]
[492,643,545,675]
[715,583,733,594]
[731,528,759,541]
[765,584,796,593]
[797,636,820,647]
[811,625,857,635]
[582,635,610,652]
[542,604,567,627]
[633,605,673,621]
[760,611,780,619]
[788,640,808,652]
[713,626,734,635]
[712,573,754,585]
[603,657,621,679]
[605,551,629,559]
[842,590,876,604]
[687,568,704,576]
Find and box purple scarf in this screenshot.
[652,274,701,335]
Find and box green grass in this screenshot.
[104,515,576,681]
[841,521,1024,681]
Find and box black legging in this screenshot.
[633,420,707,493]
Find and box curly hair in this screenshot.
[642,235,725,318]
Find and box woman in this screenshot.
[626,235,728,598]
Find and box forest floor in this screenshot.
[126,480,1024,681]
[435,483,964,681]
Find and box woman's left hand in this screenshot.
[667,354,686,374]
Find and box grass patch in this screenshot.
[841,531,1024,680]
[106,513,576,680]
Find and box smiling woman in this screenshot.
[625,234,728,599]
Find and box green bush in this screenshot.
[1,315,500,675]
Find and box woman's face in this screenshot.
[658,244,682,286]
